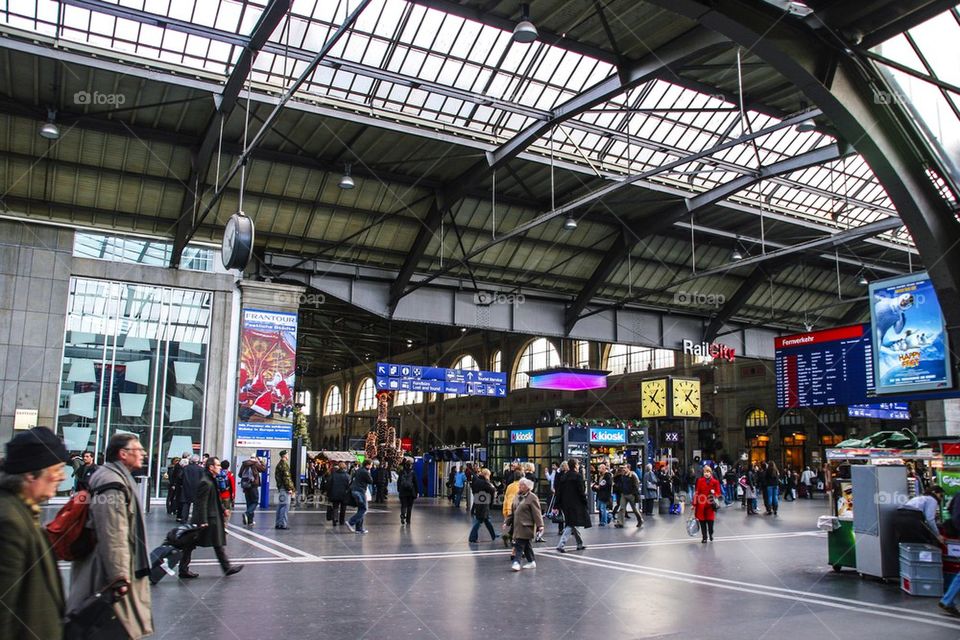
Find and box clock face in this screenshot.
[221,212,254,270]
[671,378,701,418]
[641,379,668,418]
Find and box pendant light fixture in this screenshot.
[39,108,60,140]
[339,162,355,190]
[563,215,577,230]
[512,3,538,43]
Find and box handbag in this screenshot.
[325,504,334,521]
[686,517,700,537]
[545,495,563,523]
[64,579,126,640]
[709,495,722,512]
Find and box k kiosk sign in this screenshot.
[510,429,535,443]
[589,428,627,444]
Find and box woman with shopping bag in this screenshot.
[693,465,723,543]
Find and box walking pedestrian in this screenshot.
[177,456,243,579]
[239,454,265,526]
[556,459,590,552]
[452,466,466,508]
[800,466,815,499]
[177,455,203,522]
[468,468,497,542]
[693,465,723,543]
[616,464,643,528]
[67,433,154,638]
[505,478,543,571]
[326,462,351,526]
[347,459,373,534]
[73,450,98,493]
[397,459,419,525]
[591,463,613,527]
[275,450,294,530]
[764,461,780,516]
[218,459,236,510]
[0,427,70,640]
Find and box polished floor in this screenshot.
[59,494,960,639]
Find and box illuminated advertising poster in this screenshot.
[869,272,952,394]
[236,309,297,448]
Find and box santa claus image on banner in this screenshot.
[237,320,297,424]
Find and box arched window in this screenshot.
[394,388,424,406]
[356,378,376,411]
[448,354,480,399]
[323,386,342,416]
[574,340,590,368]
[745,408,769,428]
[491,350,502,372]
[780,409,804,426]
[513,338,561,389]
[295,390,312,416]
[604,344,675,374]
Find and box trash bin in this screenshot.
[658,498,671,515]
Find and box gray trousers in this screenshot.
[617,494,642,525]
[558,525,583,549]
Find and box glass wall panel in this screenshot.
[56,277,212,498]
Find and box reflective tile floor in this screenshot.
[56,495,960,639]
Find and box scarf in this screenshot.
[108,462,151,579]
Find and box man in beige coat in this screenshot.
[67,433,153,639]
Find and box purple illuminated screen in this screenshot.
[529,371,608,391]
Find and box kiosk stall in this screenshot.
[486,421,646,502]
[823,447,941,576]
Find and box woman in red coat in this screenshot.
[693,465,723,543]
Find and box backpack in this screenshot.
[45,482,127,561]
[216,470,228,492]
[240,464,255,489]
[398,472,415,493]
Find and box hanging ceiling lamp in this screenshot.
[39,108,60,140]
[512,3,538,43]
[338,162,355,190]
[730,248,743,261]
[563,215,577,230]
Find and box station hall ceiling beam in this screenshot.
[563,141,847,332]
[170,0,291,268]
[644,0,960,355]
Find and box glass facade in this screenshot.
[56,277,212,497]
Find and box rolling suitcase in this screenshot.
[148,544,183,584]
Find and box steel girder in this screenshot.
[385,27,729,315]
[645,0,960,345]
[562,141,848,332]
[170,0,291,268]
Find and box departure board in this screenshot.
[775,325,874,408]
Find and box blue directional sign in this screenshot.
[376,362,507,397]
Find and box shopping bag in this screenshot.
[325,504,334,521]
[686,517,700,537]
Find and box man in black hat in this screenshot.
[0,426,70,640]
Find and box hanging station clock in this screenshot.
[670,377,702,418]
[641,378,669,418]
[221,212,255,270]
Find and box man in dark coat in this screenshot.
[347,459,374,534]
[178,457,243,579]
[178,455,204,522]
[0,427,70,640]
[326,462,351,525]
[397,459,419,525]
[555,458,590,552]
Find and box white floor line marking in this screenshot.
[225,528,297,560]
[225,524,322,560]
[543,552,960,629]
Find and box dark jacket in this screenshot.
[275,458,294,492]
[642,470,659,499]
[0,488,64,640]
[556,470,591,528]
[74,462,98,492]
[593,471,613,502]
[191,472,227,547]
[239,459,266,488]
[397,469,419,498]
[471,477,496,519]
[327,469,351,501]
[179,463,204,504]
[350,467,373,493]
[621,471,640,497]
